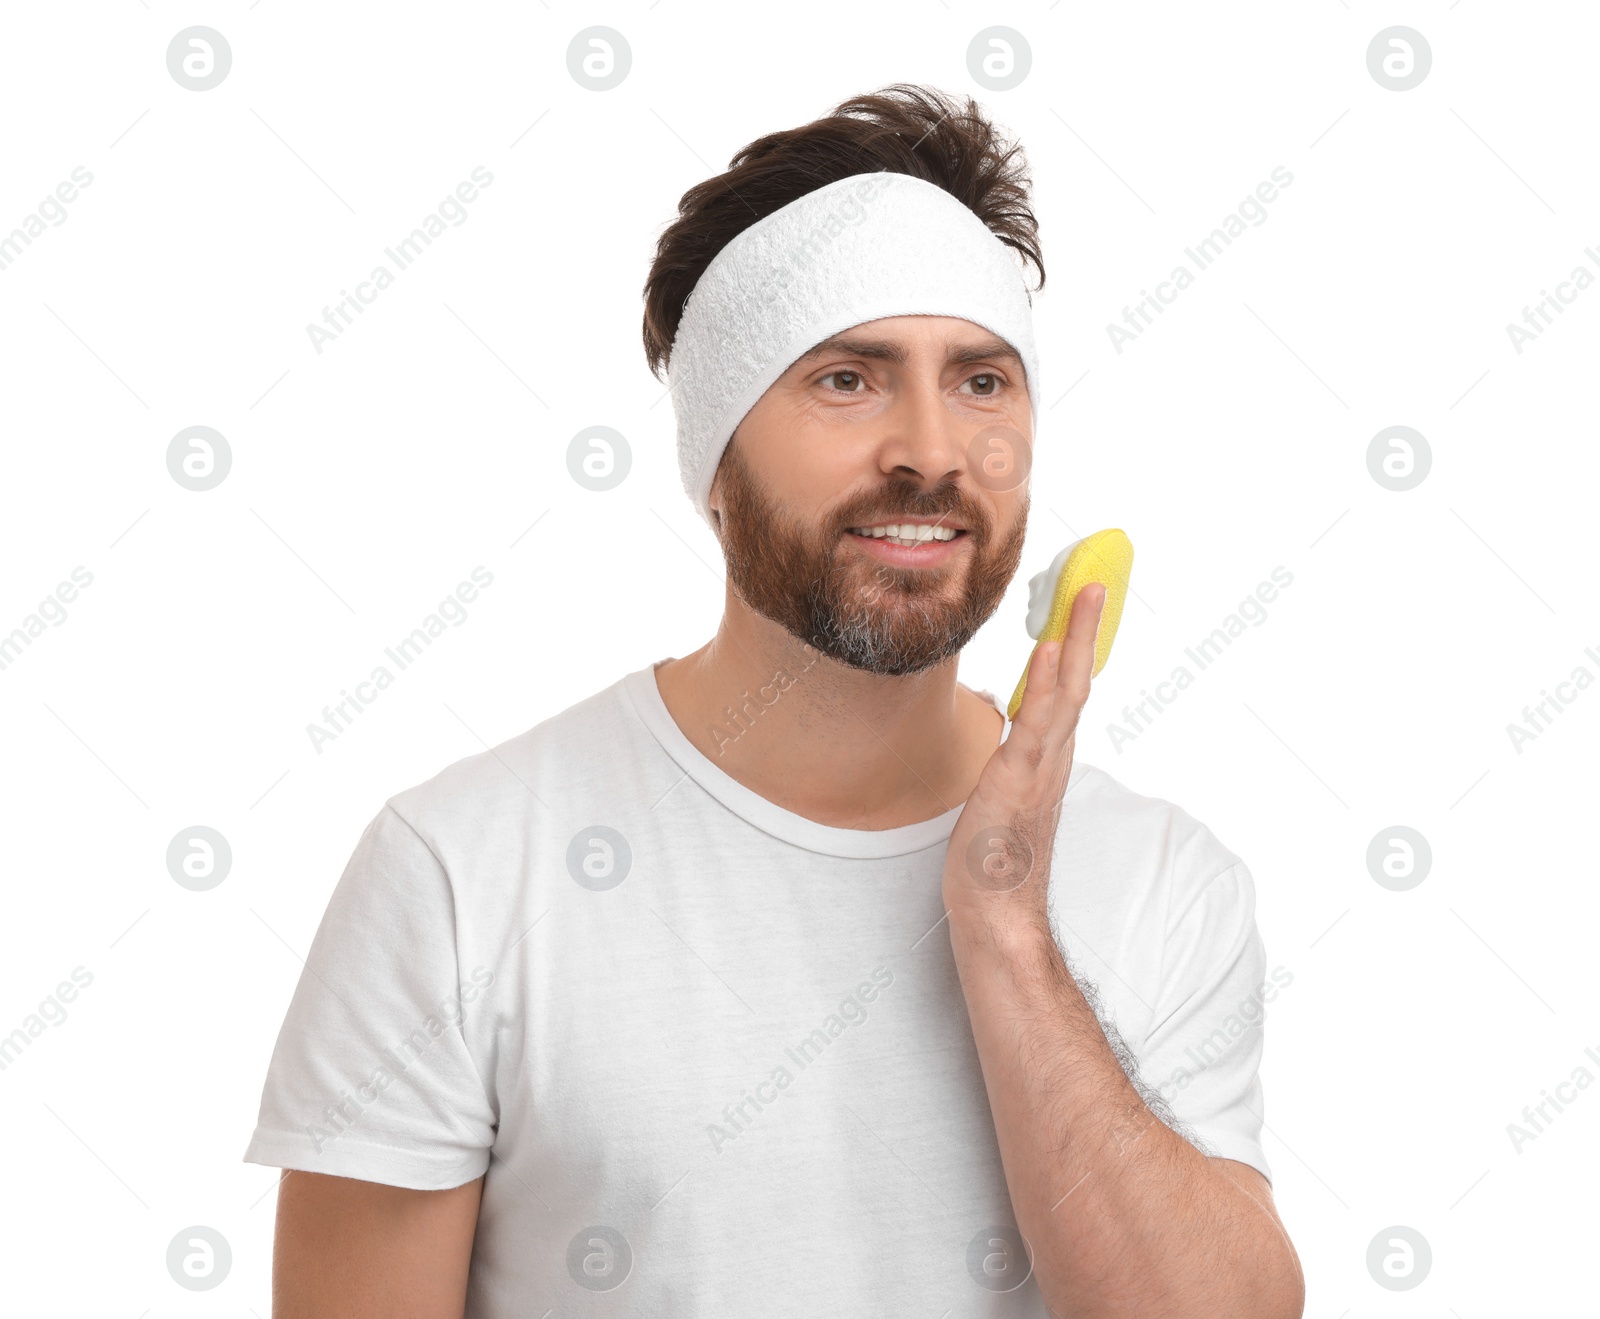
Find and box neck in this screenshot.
[653,593,1003,831]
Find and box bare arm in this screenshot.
[946,914,1304,1316]
[943,590,1304,1317]
[272,1169,484,1318]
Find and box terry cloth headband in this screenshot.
[666,170,1042,529]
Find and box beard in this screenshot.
[712,437,1028,677]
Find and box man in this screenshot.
[246,84,1305,1317]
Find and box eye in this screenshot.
[819,370,865,393]
[962,373,1001,396]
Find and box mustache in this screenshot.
[833,486,986,535]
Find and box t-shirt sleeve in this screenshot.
[242,802,497,1190]
[1135,858,1277,1184]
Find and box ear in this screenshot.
[707,474,723,535]
[707,436,736,537]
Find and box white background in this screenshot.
[1,1,1595,1314]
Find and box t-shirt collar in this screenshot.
[622,659,991,860]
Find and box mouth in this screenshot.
[843,520,970,565]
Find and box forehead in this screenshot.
[793,316,1024,369]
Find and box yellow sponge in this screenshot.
[1006,529,1134,720]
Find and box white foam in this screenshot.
[1025,538,1082,640]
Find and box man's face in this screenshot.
[709,315,1032,677]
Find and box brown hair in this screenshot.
[641,83,1044,381]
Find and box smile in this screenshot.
[846,523,965,547]
[843,523,970,565]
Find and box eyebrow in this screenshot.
[797,334,1023,370]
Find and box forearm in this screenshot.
[947,909,1302,1318]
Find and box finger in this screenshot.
[1007,637,1061,767]
[1048,582,1104,743]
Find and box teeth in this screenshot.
[849,523,959,544]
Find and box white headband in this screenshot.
[666,170,1042,529]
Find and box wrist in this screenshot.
[945,897,1057,960]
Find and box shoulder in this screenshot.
[381,673,639,851]
[1048,761,1267,1056]
[1053,759,1256,933]
[1065,760,1245,876]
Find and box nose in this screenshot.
[874,368,972,490]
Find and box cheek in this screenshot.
[751,424,868,506]
[984,494,1030,554]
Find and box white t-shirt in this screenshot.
[245,659,1275,1316]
